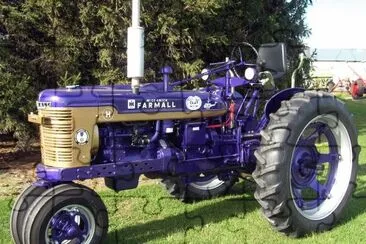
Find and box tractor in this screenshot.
[350,79,365,99]
[10,1,359,243]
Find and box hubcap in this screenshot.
[45,204,95,244]
[290,114,352,220]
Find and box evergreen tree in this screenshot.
[0,0,312,148]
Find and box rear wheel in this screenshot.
[253,91,359,237]
[162,175,236,202]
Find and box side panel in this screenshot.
[33,106,227,168]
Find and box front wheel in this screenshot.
[21,183,108,244]
[10,184,47,244]
[253,91,359,237]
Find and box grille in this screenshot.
[40,109,73,165]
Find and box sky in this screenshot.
[306,0,366,49]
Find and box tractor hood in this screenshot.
[37,83,226,114]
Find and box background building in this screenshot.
[312,49,366,83]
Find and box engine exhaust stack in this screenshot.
[128,0,144,94]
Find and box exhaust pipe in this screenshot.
[127,0,144,94]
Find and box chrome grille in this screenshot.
[40,109,73,165]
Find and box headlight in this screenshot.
[201,69,209,81]
[244,67,256,81]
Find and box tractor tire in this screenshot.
[21,183,108,244]
[161,175,236,202]
[351,80,364,99]
[253,91,359,237]
[10,184,47,244]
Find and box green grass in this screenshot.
[2,95,366,243]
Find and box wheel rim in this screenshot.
[290,114,353,220]
[189,176,225,190]
[45,204,96,244]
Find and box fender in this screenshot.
[257,87,305,131]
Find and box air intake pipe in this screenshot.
[127,0,144,94]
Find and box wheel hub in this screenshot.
[51,209,87,242]
[292,149,318,188]
[46,205,94,244]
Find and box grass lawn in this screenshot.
[1,94,366,243]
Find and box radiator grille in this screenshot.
[40,109,73,165]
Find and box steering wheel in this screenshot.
[230,42,259,80]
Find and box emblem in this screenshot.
[185,96,202,111]
[75,129,89,145]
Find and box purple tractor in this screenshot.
[11,43,360,243]
[10,2,359,243]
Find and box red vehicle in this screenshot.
[347,63,366,99]
[351,79,365,99]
